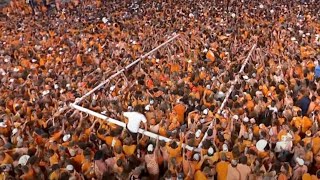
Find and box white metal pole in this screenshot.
[70,103,198,152]
[74,34,180,105]
[198,44,257,148]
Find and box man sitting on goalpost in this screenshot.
[123,105,148,143]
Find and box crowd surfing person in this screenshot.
[0,0,320,179]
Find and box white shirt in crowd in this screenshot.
[123,112,147,133]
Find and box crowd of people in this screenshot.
[0,0,320,179]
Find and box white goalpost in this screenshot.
[69,32,257,152]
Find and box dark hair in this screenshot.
[239,155,248,165]
[94,150,104,160]
[59,171,70,180]
[317,169,320,178]
[116,159,123,167]
[170,141,178,149]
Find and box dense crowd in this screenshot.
[0,0,320,179]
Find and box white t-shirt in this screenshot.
[123,112,147,133]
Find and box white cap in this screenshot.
[243,117,249,123]
[250,118,256,124]
[206,85,211,90]
[110,85,116,91]
[195,129,202,138]
[256,139,268,151]
[12,128,18,136]
[232,115,239,120]
[222,144,228,152]
[0,122,7,128]
[243,75,249,80]
[149,99,154,105]
[259,4,264,9]
[147,144,154,152]
[66,164,74,171]
[127,106,133,111]
[291,37,297,41]
[208,147,214,155]
[203,108,209,115]
[63,134,71,142]
[42,90,50,96]
[18,155,30,166]
[145,104,150,111]
[102,17,108,23]
[69,149,76,157]
[231,13,236,18]
[270,9,274,14]
[259,123,265,128]
[193,153,200,161]
[296,157,304,166]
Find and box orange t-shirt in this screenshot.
[312,137,320,154]
[173,104,186,124]
[194,170,207,180]
[216,161,229,180]
[49,153,59,166]
[50,131,63,142]
[123,145,136,156]
[166,144,182,158]
[105,136,122,147]
[1,153,13,165]
[301,117,312,133]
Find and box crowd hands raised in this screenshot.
[0,0,320,179]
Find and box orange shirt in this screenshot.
[206,50,215,62]
[294,133,301,145]
[278,173,288,180]
[72,153,85,166]
[246,100,255,112]
[123,145,136,156]
[301,116,312,133]
[194,170,207,180]
[166,143,182,158]
[278,129,288,141]
[216,161,229,180]
[50,131,63,142]
[173,104,186,124]
[159,126,167,136]
[49,153,59,166]
[1,153,13,165]
[105,136,122,147]
[312,137,320,154]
